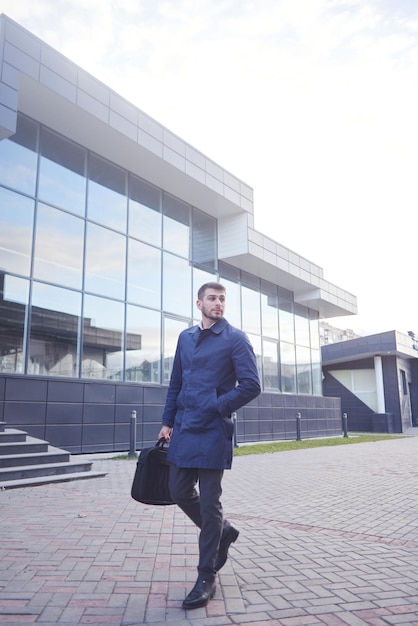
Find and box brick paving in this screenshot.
[1,435,418,625]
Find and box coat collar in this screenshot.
[188,317,228,337]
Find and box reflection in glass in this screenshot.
[126,305,161,383]
[311,348,322,395]
[0,187,34,276]
[0,274,29,373]
[82,295,124,379]
[88,154,127,232]
[294,304,310,348]
[163,194,190,257]
[218,278,241,328]
[241,286,261,335]
[29,283,81,377]
[38,128,86,215]
[296,345,312,394]
[247,333,262,381]
[0,114,38,195]
[280,340,296,393]
[128,175,161,246]
[279,299,294,343]
[85,223,126,300]
[192,209,216,268]
[262,339,279,390]
[163,253,191,317]
[261,290,279,339]
[163,317,189,383]
[127,240,161,308]
[33,204,84,289]
[309,313,320,350]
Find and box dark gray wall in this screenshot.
[0,375,343,452]
[322,356,402,433]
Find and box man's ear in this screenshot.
[196,299,202,311]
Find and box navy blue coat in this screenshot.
[161,318,261,470]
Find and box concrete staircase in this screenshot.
[0,421,107,489]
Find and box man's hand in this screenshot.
[158,424,172,442]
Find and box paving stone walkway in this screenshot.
[1,435,418,625]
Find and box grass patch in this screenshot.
[111,434,402,460]
[234,434,401,456]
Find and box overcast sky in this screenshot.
[1,0,418,337]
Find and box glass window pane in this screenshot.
[129,199,162,246]
[127,240,161,308]
[296,345,312,394]
[163,317,189,383]
[33,204,84,289]
[38,128,86,215]
[279,299,295,343]
[163,194,190,257]
[128,175,161,246]
[263,339,279,390]
[241,286,261,335]
[85,223,126,300]
[310,313,320,350]
[0,187,34,276]
[29,283,81,377]
[126,305,161,383]
[192,208,216,269]
[0,275,28,373]
[280,340,296,393]
[163,253,191,316]
[261,291,279,339]
[247,333,262,382]
[0,114,38,195]
[311,348,321,395]
[295,304,310,347]
[82,295,124,380]
[88,154,127,231]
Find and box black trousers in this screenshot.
[168,464,230,580]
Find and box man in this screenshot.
[159,282,261,610]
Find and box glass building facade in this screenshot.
[0,14,359,451]
[0,114,322,395]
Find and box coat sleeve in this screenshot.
[217,331,261,417]
[161,340,183,428]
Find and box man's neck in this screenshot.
[200,319,217,330]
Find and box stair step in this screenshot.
[0,471,107,490]
[0,437,49,455]
[0,461,96,483]
[0,429,28,443]
[0,447,70,468]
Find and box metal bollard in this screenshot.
[232,412,239,448]
[128,410,138,458]
[342,412,349,438]
[296,412,302,441]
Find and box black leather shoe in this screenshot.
[215,524,239,571]
[182,577,216,610]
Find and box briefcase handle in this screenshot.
[156,436,170,449]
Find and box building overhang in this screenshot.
[322,330,418,366]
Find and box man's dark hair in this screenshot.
[197,282,226,301]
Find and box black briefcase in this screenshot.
[131,437,175,505]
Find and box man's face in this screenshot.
[197,289,226,324]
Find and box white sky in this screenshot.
[1,0,417,337]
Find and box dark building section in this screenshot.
[322,331,418,433]
[0,375,342,453]
[323,360,398,433]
